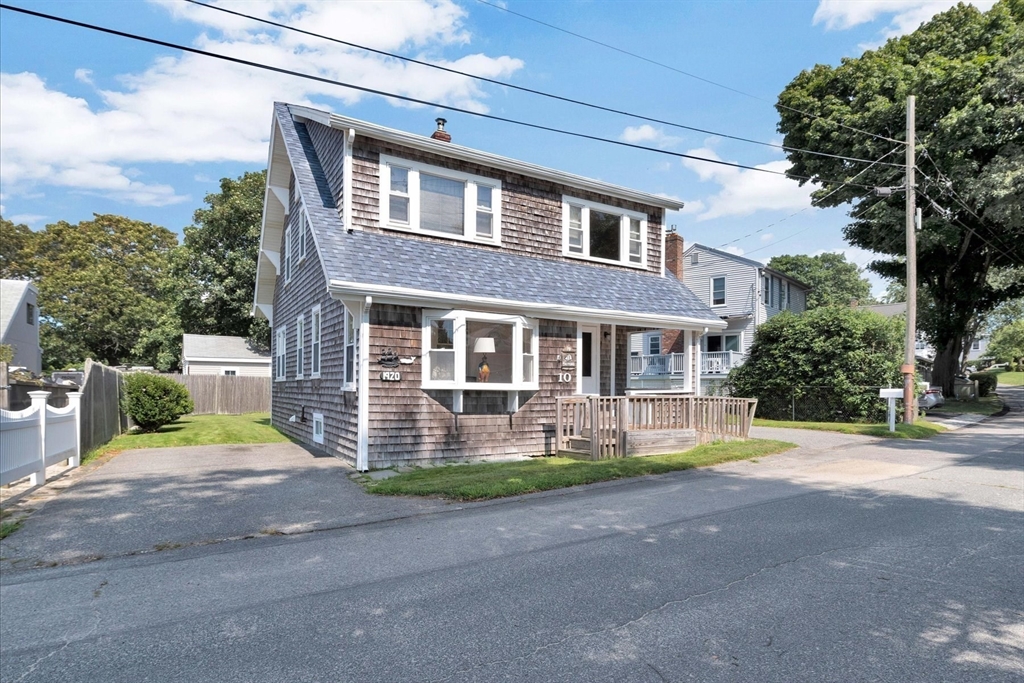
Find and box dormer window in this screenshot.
[561,196,647,268]
[379,155,501,244]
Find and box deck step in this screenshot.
[567,437,592,451]
[557,449,598,461]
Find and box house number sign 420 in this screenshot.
[380,371,401,382]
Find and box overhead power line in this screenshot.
[0,3,882,191]
[183,0,900,169]
[474,0,907,147]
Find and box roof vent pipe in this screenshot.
[431,118,451,142]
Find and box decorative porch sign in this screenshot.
[378,347,401,381]
[380,371,401,382]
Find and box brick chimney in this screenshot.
[665,230,685,280]
[430,118,451,142]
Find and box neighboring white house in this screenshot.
[181,334,272,376]
[628,241,810,394]
[1,279,42,374]
[861,302,989,366]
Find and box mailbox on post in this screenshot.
[879,388,904,432]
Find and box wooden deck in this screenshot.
[556,394,757,460]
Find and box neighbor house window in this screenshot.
[379,155,501,243]
[310,305,321,378]
[711,276,726,306]
[763,275,770,305]
[648,334,661,356]
[561,196,648,267]
[221,368,238,376]
[779,281,787,310]
[706,335,740,353]
[422,311,539,390]
[275,326,287,380]
[295,314,305,380]
[312,413,324,445]
[691,252,699,265]
[343,307,355,389]
[26,302,34,325]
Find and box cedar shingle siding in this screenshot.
[272,176,357,461]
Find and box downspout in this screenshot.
[356,295,372,471]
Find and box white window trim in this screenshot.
[341,305,355,391]
[283,225,292,284]
[561,195,648,269]
[710,275,727,307]
[220,367,239,376]
[275,326,287,381]
[297,206,308,264]
[295,314,305,380]
[312,412,324,445]
[310,304,322,380]
[378,154,502,245]
[420,309,539,391]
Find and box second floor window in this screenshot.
[562,196,647,268]
[380,155,501,244]
[712,276,726,306]
[26,302,35,325]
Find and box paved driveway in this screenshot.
[0,443,445,568]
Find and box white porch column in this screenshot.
[67,391,83,467]
[28,391,49,486]
[694,331,703,396]
[610,324,617,396]
[356,297,371,472]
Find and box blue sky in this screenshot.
[0,0,994,295]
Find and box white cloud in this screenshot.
[620,124,681,148]
[1,0,523,206]
[681,147,816,221]
[813,1,996,40]
[74,69,94,85]
[677,199,705,215]
[760,233,774,242]
[8,214,47,226]
[723,246,746,256]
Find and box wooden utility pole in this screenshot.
[903,95,917,424]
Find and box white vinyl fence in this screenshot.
[0,390,82,487]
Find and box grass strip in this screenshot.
[994,370,1023,387]
[926,396,1004,417]
[82,413,287,464]
[367,439,796,501]
[753,418,945,439]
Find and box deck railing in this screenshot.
[629,353,688,376]
[555,394,758,459]
[701,351,745,375]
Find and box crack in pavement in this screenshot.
[426,543,864,683]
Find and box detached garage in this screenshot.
[181,334,272,377]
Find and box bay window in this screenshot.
[422,310,539,390]
[379,155,501,244]
[561,196,647,267]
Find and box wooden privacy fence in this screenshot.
[168,375,271,415]
[1,391,82,486]
[556,394,759,460]
[80,359,127,454]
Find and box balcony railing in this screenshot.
[702,351,745,375]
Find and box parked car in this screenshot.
[919,387,945,409]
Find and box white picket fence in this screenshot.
[0,390,82,487]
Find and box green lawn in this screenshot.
[927,395,1004,416]
[752,418,945,439]
[0,508,23,540]
[83,413,287,463]
[994,370,1024,387]
[367,439,796,501]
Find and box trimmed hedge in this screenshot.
[971,372,998,397]
[121,373,194,432]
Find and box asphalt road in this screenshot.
[1,392,1021,682]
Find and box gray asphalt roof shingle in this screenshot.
[276,103,721,324]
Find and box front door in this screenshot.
[579,324,600,395]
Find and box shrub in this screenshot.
[121,373,194,432]
[971,372,998,397]
[728,308,904,423]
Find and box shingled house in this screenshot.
[253,103,726,470]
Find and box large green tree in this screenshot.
[768,252,873,308]
[31,215,178,369]
[174,170,269,350]
[776,0,1024,395]
[0,217,37,280]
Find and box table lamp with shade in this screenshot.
[473,337,495,382]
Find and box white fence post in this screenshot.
[67,391,83,467]
[28,391,50,486]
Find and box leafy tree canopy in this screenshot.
[173,170,269,351]
[28,215,178,370]
[0,217,36,280]
[986,318,1024,369]
[776,0,1024,394]
[767,252,873,308]
[729,307,904,422]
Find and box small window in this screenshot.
[476,185,494,238]
[312,413,324,445]
[779,282,787,310]
[221,368,238,376]
[343,307,356,387]
[26,302,35,325]
[568,205,584,254]
[690,252,699,266]
[298,210,307,262]
[648,334,661,356]
[275,327,287,380]
[561,196,647,267]
[763,275,770,305]
[725,335,741,352]
[972,340,980,350]
[628,218,643,264]
[295,314,305,380]
[712,277,726,306]
[706,335,723,353]
[290,219,302,271]
[283,226,292,283]
[311,305,321,378]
